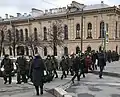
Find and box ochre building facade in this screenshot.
[0,1,120,57]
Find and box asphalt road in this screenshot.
[66,73,120,97]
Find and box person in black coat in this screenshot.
[92,50,97,70]
[79,53,86,78]
[97,50,106,78]
[71,54,80,83]
[0,54,13,84]
[60,56,68,80]
[30,54,44,96]
[16,55,27,84]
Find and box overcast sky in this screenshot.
[0,0,119,18]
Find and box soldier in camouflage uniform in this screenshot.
[1,54,13,84]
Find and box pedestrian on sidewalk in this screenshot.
[71,54,80,83]
[65,55,70,75]
[97,50,106,79]
[0,54,14,84]
[85,54,93,73]
[51,55,58,78]
[79,53,86,78]
[28,56,33,81]
[45,55,53,77]
[69,54,75,76]
[30,54,44,96]
[91,50,97,70]
[16,54,27,84]
[60,56,68,80]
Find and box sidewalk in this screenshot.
[0,71,73,97]
[92,61,120,77]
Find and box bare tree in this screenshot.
[0,25,7,56]
[47,20,64,56]
[24,33,44,56]
[6,25,21,57]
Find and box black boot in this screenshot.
[35,86,39,96]
[4,81,7,84]
[61,76,63,80]
[40,86,43,95]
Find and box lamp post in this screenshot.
[81,8,84,53]
[67,1,85,53]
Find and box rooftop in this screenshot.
[0,1,115,23]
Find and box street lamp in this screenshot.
[67,1,85,53]
[81,8,84,53]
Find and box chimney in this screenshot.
[9,15,14,18]
[118,5,120,8]
[17,13,21,17]
[49,9,52,14]
[101,1,104,4]
[63,7,66,11]
[59,8,62,12]
[45,10,48,14]
[0,17,2,20]
[5,14,8,19]
[24,13,27,16]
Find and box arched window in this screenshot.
[34,28,38,41]
[44,27,47,40]
[2,47,5,55]
[100,21,105,38]
[116,45,118,53]
[87,23,92,39]
[87,46,92,52]
[64,25,68,39]
[17,46,24,55]
[1,30,4,41]
[53,25,57,56]
[64,47,68,55]
[115,21,118,38]
[16,29,19,42]
[99,46,102,52]
[25,28,28,41]
[20,29,24,41]
[54,45,57,56]
[9,47,12,56]
[53,25,57,40]
[76,24,80,39]
[76,46,80,54]
[8,30,11,42]
[44,47,47,56]
[34,47,38,54]
[25,47,29,56]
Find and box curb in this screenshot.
[89,71,120,78]
[28,81,72,97]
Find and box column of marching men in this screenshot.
[0,50,119,95]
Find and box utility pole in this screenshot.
[103,23,106,52]
[81,8,84,53]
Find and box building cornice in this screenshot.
[0,6,119,25]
